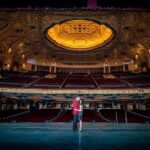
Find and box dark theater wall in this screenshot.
[0,0,149,9]
[0,0,87,8]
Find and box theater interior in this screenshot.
[0,0,150,149]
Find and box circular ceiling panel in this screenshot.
[46,20,114,51]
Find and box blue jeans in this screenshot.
[73,114,78,131]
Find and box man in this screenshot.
[75,99,83,132]
[72,96,80,131]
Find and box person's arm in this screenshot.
[74,105,82,111]
[74,108,79,111]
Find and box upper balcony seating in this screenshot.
[0,71,150,89]
[123,77,150,88]
[63,73,96,89]
[0,76,39,87]
[32,74,67,88]
[115,72,150,88]
[92,74,129,89]
[0,71,48,87]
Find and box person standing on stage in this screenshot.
[75,99,83,132]
[78,99,83,132]
[72,96,80,131]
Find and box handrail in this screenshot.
[96,109,113,123]
[48,106,65,122]
[127,110,150,119]
[90,74,99,88]
[59,74,70,89]
[1,110,30,120]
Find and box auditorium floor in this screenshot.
[0,123,150,150]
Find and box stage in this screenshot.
[0,123,150,150]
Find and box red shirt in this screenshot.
[72,100,79,115]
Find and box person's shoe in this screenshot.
[78,129,82,132]
[73,129,78,132]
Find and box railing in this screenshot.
[0,87,150,94]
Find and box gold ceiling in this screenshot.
[46,20,114,51]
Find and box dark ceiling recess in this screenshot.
[97,0,149,9]
[0,0,149,9]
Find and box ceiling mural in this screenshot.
[46,20,114,51]
[40,11,120,55]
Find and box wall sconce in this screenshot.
[135,53,138,59]
[22,64,26,68]
[8,48,12,54]
[115,61,118,65]
[7,64,10,68]
[22,54,25,59]
[134,64,138,68]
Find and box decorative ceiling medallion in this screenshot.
[46,20,114,51]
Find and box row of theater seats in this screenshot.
[32,74,67,88]
[92,74,130,88]
[63,74,96,89]
[0,71,47,87]
[1,109,150,123]
[115,72,150,88]
[0,71,150,89]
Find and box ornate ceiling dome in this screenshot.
[46,19,114,51]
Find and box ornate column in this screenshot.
[108,66,111,73]
[49,66,52,73]
[54,66,56,73]
[34,65,37,71]
[123,64,125,72]
[103,63,106,73]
